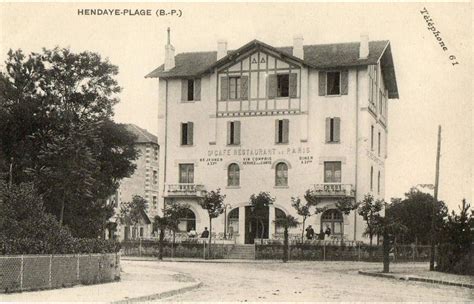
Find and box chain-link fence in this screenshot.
[0,253,120,293]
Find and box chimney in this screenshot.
[164,27,175,71]
[293,34,304,59]
[217,39,228,60]
[359,33,369,59]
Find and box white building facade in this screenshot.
[146,33,398,244]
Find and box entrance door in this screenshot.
[244,206,269,244]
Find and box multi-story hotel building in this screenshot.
[146,30,398,244]
[110,124,160,241]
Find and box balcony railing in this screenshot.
[164,183,206,197]
[310,184,355,197]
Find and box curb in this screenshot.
[358,270,474,289]
[121,257,262,263]
[111,281,203,303]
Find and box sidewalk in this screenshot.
[359,264,474,289]
[0,260,201,303]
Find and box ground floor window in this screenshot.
[227,208,239,236]
[321,209,343,237]
[178,209,196,232]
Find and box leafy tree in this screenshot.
[303,189,328,238]
[436,199,473,274]
[291,197,313,242]
[389,188,448,245]
[249,192,274,244]
[118,195,148,239]
[371,203,408,273]
[0,48,138,237]
[163,201,190,256]
[274,214,299,262]
[357,194,383,257]
[199,189,226,258]
[336,196,360,215]
[153,215,172,260]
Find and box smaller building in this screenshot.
[108,124,160,241]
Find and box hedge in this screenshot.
[436,243,473,275]
[0,237,121,255]
[121,240,233,259]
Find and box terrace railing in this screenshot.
[310,184,355,197]
[163,183,206,198]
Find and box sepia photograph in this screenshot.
[0,1,472,302]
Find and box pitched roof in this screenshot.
[146,39,399,99]
[125,124,158,145]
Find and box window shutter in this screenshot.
[334,117,341,142]
[234,121,241,145]
[194,78,201,101]
[240,76,249,100]
[319,71,326,96]
[325,118,331,142]
[268,74,277,99]
[275,119,280,143]
[226,121,232,145]
[282,119,289,143]
[341,70,348,95]
[221,77,229,101]
[289,73,297,98]
[181,123,185,145]
[181,80,188,101]
[187,122,194,145]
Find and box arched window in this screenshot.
[275,162,288,186]
[275,208,286,234]
[228,163,240,186]
[178,209,196,232]
[321,209,343,237]
[227,208,239,234]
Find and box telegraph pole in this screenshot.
[430,125,441,271]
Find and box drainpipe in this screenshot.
[354,68,359,241]
[163,79,169,211]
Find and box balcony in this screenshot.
[163,183,206,198]
[310,184,355,198]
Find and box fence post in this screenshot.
[49,255,52,288]
[76,255,80,282]
[323,243,326,261]
[20,255,24,291]
[139,238,142,257]
[358,243,361,261]
[203,242,206,259]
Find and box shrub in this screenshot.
[0,181,120,255]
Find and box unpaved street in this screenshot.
[129,260,474,302]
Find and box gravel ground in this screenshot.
[141,260,474,302]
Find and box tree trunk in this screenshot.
[158,228,164,260]
[301,218,306,243]
[59,200,65,226]
[208,218,212,259]
[255,218,259,244]
[283,227,289,263]
[172,230,176,258]
[382,229,390,273]
[369,234,373,260]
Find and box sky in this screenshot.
[1,2,472,211]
